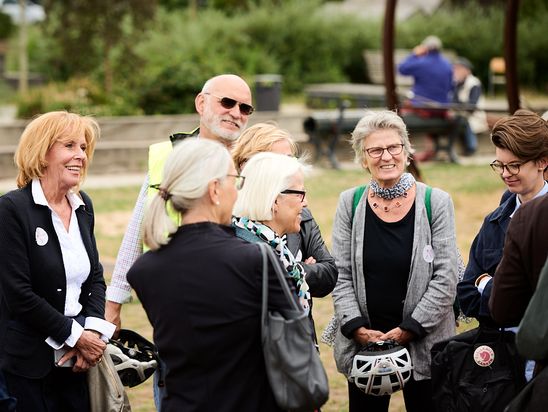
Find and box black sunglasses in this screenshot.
[280,189,306,202]
[204,93,254,116]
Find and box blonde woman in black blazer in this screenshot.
[0,111,114,412]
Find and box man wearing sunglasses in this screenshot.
[105,74,253,410]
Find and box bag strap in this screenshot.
[259,243,301,330]
[425,185,432,226]
[352,185,367,221]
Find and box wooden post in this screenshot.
[504,0,520,114]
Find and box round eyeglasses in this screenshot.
[280,189,306,202]
[490,160,528,176]
[364,144,404,158]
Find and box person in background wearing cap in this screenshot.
[451,57,488,156]
[398,35,453,161]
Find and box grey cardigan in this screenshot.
[331,182,458,380]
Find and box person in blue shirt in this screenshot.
[398,35,453,161]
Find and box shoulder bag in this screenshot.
[258,242,329,412]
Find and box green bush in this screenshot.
[0,12,14,40]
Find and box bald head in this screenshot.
[195,74,253,147]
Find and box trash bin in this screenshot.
[254,74,282,112]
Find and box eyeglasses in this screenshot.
[280,189,306,202]
[490,160,529,176]
[364,144,404,158]
[227,174,246,190]
[204,93,254,116]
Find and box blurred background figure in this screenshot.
[0,111,114,412]
[331,110,457,412]
[451,57,489,156]
[398,35,454,161]
[128,138,294,412]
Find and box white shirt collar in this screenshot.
[513,181,548,215]
[31,179,85,210]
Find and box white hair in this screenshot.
[143,138,231,250]
[233,152,307,221]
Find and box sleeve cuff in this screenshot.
[400,315,426,340]
[106,286,133,304]
[477,276,492,294]
[46,320,84,349]
[85,317,116,341]
[340,316,369,339]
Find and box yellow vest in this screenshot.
[145,128,199,249]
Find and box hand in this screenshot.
[353,327,384,346]
[75,330,106,365]
[413,45,428,56]
[304,256,316,264]
[72,350,92,373]
[105,300,122,339]
[379,327,414,345]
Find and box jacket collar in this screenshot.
[489,193,516,223]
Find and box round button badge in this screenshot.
[473,345,495,367]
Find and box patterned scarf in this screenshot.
[232,216,310,313]
[370,172,416,199]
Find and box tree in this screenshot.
[42,0,157,93]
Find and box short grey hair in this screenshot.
[143,138,231,250]
[233,152,307,221]
[350,110,414,165]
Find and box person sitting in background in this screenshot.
[232,122,337,299]
[127,138,295,412]
[0,111,114,412]
[331,110,458,412]
[451,57,489,156]
[398,35,453,161]
[457,110,548,326]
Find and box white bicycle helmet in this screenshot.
[350,340,413,396]
[109,329,159,387]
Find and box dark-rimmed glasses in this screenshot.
[227,174,246,190]
[490,160,528,176]
[204,93,254,116]
[280,189,306,202]
[364,144,404,158]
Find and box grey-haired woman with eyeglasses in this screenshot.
[330,110,458,411]
[457,109,548,325]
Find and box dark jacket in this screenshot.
[490,194,548,326]
[128,223,292,412]
[286,207,337,297]
[0,184,105,379]
[457,193,516,321]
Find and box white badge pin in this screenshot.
[473,345,495,367]
[422,244,435,263]
[35,227,48,246]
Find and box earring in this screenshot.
[215,201,220,205]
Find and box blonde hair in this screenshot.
[231,122,297,172]
[233,152,306,221]
[14,111,99,189]
[143,138,231,250]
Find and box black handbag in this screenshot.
[431,326,526,412]
[258,243,329,412]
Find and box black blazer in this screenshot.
[0,184,105,379]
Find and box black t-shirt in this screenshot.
[363,201,415,332]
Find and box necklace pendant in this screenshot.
[383,206,389,212]
[395,201,401,208]
[403,192,408,198]
[372,202,379,209]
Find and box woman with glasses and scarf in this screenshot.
[232,152,312,315]
[331,110,458,412]
[457,110,548,326]
[127,138,296,412]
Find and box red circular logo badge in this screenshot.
[473,345,495,367]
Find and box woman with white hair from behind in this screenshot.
[232,152,311,313]
[127,138,295,412]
